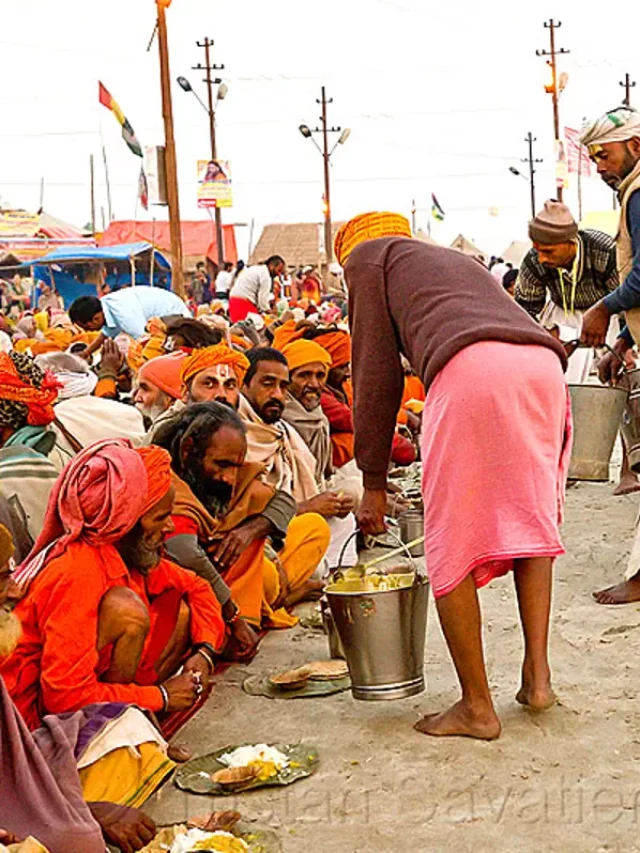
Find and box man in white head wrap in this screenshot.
[33,351,145,470]
[579,108,640,606]
[578,107,640,356]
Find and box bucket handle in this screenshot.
[366,526,426,579]
[329,526,426,581]
[330,529,360,579]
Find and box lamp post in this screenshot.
[299,87,350,274]
[177,56,228,269]
[155,0,184,297]
[536,19,569,202]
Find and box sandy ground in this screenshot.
[146,482,640,852]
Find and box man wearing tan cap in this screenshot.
[517,199,619,384]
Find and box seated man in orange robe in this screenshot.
[156,401,329,637]
[0,439,225,731]
[313,328,417,470]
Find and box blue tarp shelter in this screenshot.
[28,242,171,307]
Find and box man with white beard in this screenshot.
[0,522,158,852]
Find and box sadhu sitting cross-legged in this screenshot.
[0,439,226,731]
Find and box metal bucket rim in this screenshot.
[324,576,429,597]
[568,383,628,395]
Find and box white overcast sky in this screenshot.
[0,0,637,257]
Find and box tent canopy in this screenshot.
[449,233,488,263]
[29,242,171,307]
[500,240,531,267]
[99,220,238,266]
[29,242,170,268]
[414,229,439,246]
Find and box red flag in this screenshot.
[138,167,149,211]
[564,128,592,177]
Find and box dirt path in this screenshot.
[146,483,640,852]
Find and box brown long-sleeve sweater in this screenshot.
[345,237,567,490]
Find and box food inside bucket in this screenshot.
[325,570,416,593]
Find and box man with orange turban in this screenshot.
[134,351,188,432]
[292,326,417,471]
[181,342,250,410]
[338,210,571,741]
[2,438,225,730]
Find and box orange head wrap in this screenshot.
[333,211,412,266]
[136,445,173,515]
[137,351,187,400]
[313,330,351,368]
[272,320,305,351]
[181,343,251,388]
[0,351,62,428]
[282,339,332,373]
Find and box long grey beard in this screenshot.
[0,609,22,657]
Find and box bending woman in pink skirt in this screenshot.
[336,213,571,741]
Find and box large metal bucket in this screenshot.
[325,575,429,701]
[568,384,628,481]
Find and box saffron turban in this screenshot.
[313,330,351,368]
[14,439,173,589]
[282,340,332,373]
[272,320,305,351]
[137,351,187,400]
[333,211,412,266]
[579,107,640,147]
[136,445,173,515]
[181,343,250,387]
[0,351,61,430]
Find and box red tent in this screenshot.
[99,220,237,266]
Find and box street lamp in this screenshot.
[298,87,351,271]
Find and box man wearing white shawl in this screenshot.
[579,107,640,355]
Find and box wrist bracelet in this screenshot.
[158,684,169,713]
[228,607,242,624]
[197,647,215,671]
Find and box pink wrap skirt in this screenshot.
[421,341,572,599]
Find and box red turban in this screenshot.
[314,331,351,368]
[14,439,170,590]
[136,445,173,515]
[137,352,187,400]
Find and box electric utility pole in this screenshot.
[536,19,569,202]
[620,73,637,107]
[523,133,543,218]
[194,38,225,268]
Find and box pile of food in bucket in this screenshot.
[325,566,417,593]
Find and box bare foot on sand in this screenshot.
[516,683,557,712]
[593,573,640,605]
[414,700,501,740]
[613,475,640,496]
